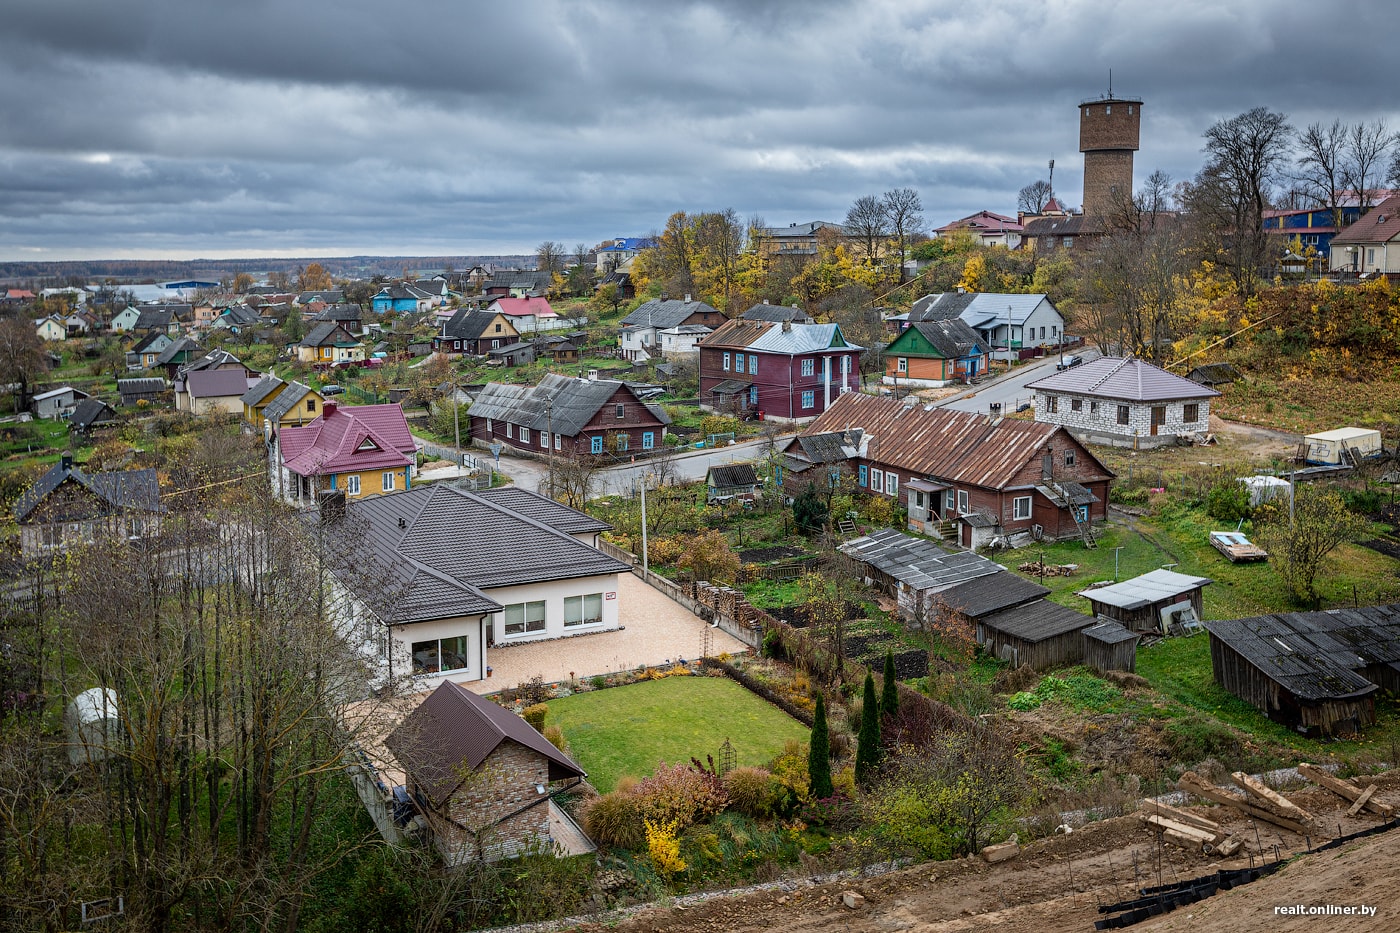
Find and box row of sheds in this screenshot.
[837,529,1140,673]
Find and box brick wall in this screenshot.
[1083,150,1136,218]
[422,741,554,864]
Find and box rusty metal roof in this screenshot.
[801,392,1113,490]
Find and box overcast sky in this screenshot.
[2,0,1398,262]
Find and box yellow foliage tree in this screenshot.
[644,817,686,876]
[957,255,988,293]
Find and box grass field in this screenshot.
[544,676,809,792]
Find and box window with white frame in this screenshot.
[723,351,730,371]
[519,426,529,443]
[344,475,361,495]
[564,593,603,627]
[486,418,493,432]
[1013,496,1032,520]
[382,471,396,491]
[945,490,956,513]
[885,473,898,498]
[541,431,548,448]
[957,490,969,514]
[897,357,908,373]
[801,358,815,377]
[749,354,758,375]
[503,600,546,637]
[506,423,513,438]
[800,390,815,409]
[870,468,883,493]
[410,634,470,674]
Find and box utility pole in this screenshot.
[546,397,555,498]
[452,378,462,480]
[640,473,649,575]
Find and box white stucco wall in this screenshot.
[480,573,622,649]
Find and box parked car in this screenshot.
[321,384,344,396]
[1056,354,1082,370]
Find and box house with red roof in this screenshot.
[274,400,417,503]
[1328,193,1400,276]
[932,210,1024,248]
[486,296,562,333]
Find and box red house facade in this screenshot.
[468,373,671,457]
[785,392,1114,548]
[698,319,862,422]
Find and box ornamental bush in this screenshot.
[722,766,778,819]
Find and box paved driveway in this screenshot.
[459,572,748,695]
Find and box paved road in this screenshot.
[934,346,1103,414]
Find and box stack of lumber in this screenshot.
[1176,770,1314,834]
[1136,799,1246,855]
[1298,763,1395,819]
[1016,561,1076,577]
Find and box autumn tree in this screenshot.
[296,262,333,291]
[1295,119,1348,229]
[676,528,740,583]
[1255,486,1370,606]
[1017,179,1053,213]
[232,271,255,293]
[691,208,745,312]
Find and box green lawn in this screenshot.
[544,676,808,792]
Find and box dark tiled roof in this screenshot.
[707,464,759,488]
[129,332,169,353]
[741,303,813,323]
[185,369,252,399]
[908,292,975,322]
[441,309,506,340]
[473,487,611,535]
[301,321,359,347]
[1203,605,1400,702]
[313,303,362,323]
[1021,214,1104,238]
[385,681,584,807]
[1028,357,1220,402]
[904,319,990,358]
[297,290,344,304]
[793,430,860,464]
[937,572,1049,619]
[14,460,163,522]
[979,599,1096,643]
[133,308,174,331]
[263,381,319,422]
[707,378,752,395]
[155,337,204,366]
[178,348,243,376]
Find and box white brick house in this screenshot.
[1026,357,1221,448]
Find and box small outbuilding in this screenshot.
[1082,620,1139,674]
[1078,568,1212,635]
[705,463,761,504]
[1303,427,1383,466]
[1239,474,1291,507]
[1203,604,1400,736]
[837,528,1004,622]
[65,687,120,765]
[975,599,1096,670]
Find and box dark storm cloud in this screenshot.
[1,0,1399,259]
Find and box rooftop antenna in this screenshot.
[1048,159,1055,199]
[1108,68,1113,97]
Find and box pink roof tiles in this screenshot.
[280,401,416,478]
[490,297,556,318]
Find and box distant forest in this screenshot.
[0,254,534,286]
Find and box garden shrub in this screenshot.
[1342,486,1382,516]
[646,536,685,565]
[1007,692,1041,711]
[542,725,567,753]
[521,703,549,730]
[722,766,777,818]
[767,739,811,802]
[582,790,647,850]
[1206,479,1252,522]
[644,817,686,876]
[632,762,729,829]
[861,493,895,527]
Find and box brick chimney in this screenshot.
[322,400,337,419]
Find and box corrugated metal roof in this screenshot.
[839,528,1002,592]
[1083,620,1139,645]
[937,572,1049,619]
[798,392,1114,491]
[622,297,720,329]
[910,293,1054,328]
[469,374,670,436]
[1027,357,1220,402]
[701,319,861,355]
[1078,569,1212,611]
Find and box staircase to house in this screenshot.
[933,518,960,541]
[1043,478,1097,549]
[836,517,858,538]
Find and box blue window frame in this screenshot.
[801,358,815,377]
[591,435,603,454]
[749,386,758,405]
[642,431,654,449]
[775,464,783,486]
[722,351,730,371]
[858,464,867,486]
[801,390,815,409]
[748,354,758,375]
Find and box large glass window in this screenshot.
[564,593,603,628]
[410,634,470,674]
[503,601,546,637]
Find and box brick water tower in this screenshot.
[1079,92,1142,218]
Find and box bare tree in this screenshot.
[1198,107,1294,297]
[1017,179,1053,214]
[535,241,566,275]
[0,315,46,411]
[881,188,924,284]
[844,195,888,265]
[1342,118,1395,210]
[1295,119,1347,228]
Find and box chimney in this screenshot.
[782,320,792,332]
[762,298,769,304]
[61,450,74,471]
[322,400,337,418]
[684,293,692,303]
[587,368,599,381]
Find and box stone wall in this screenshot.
[1036,391,1209,446]
[429,741,554,864]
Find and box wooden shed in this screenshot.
[1082,621,1139,674]
[976,599,1096,670]
[1078,569,1212,635]
[1203,604,1400,737]
[838,528,1005,623]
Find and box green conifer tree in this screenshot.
[855,671,882,786]
[881,649,899,716]
[807,691,834,799]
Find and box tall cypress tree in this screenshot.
[881,649,899,716]
[807,691,834,799]
[855,671,882,786]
